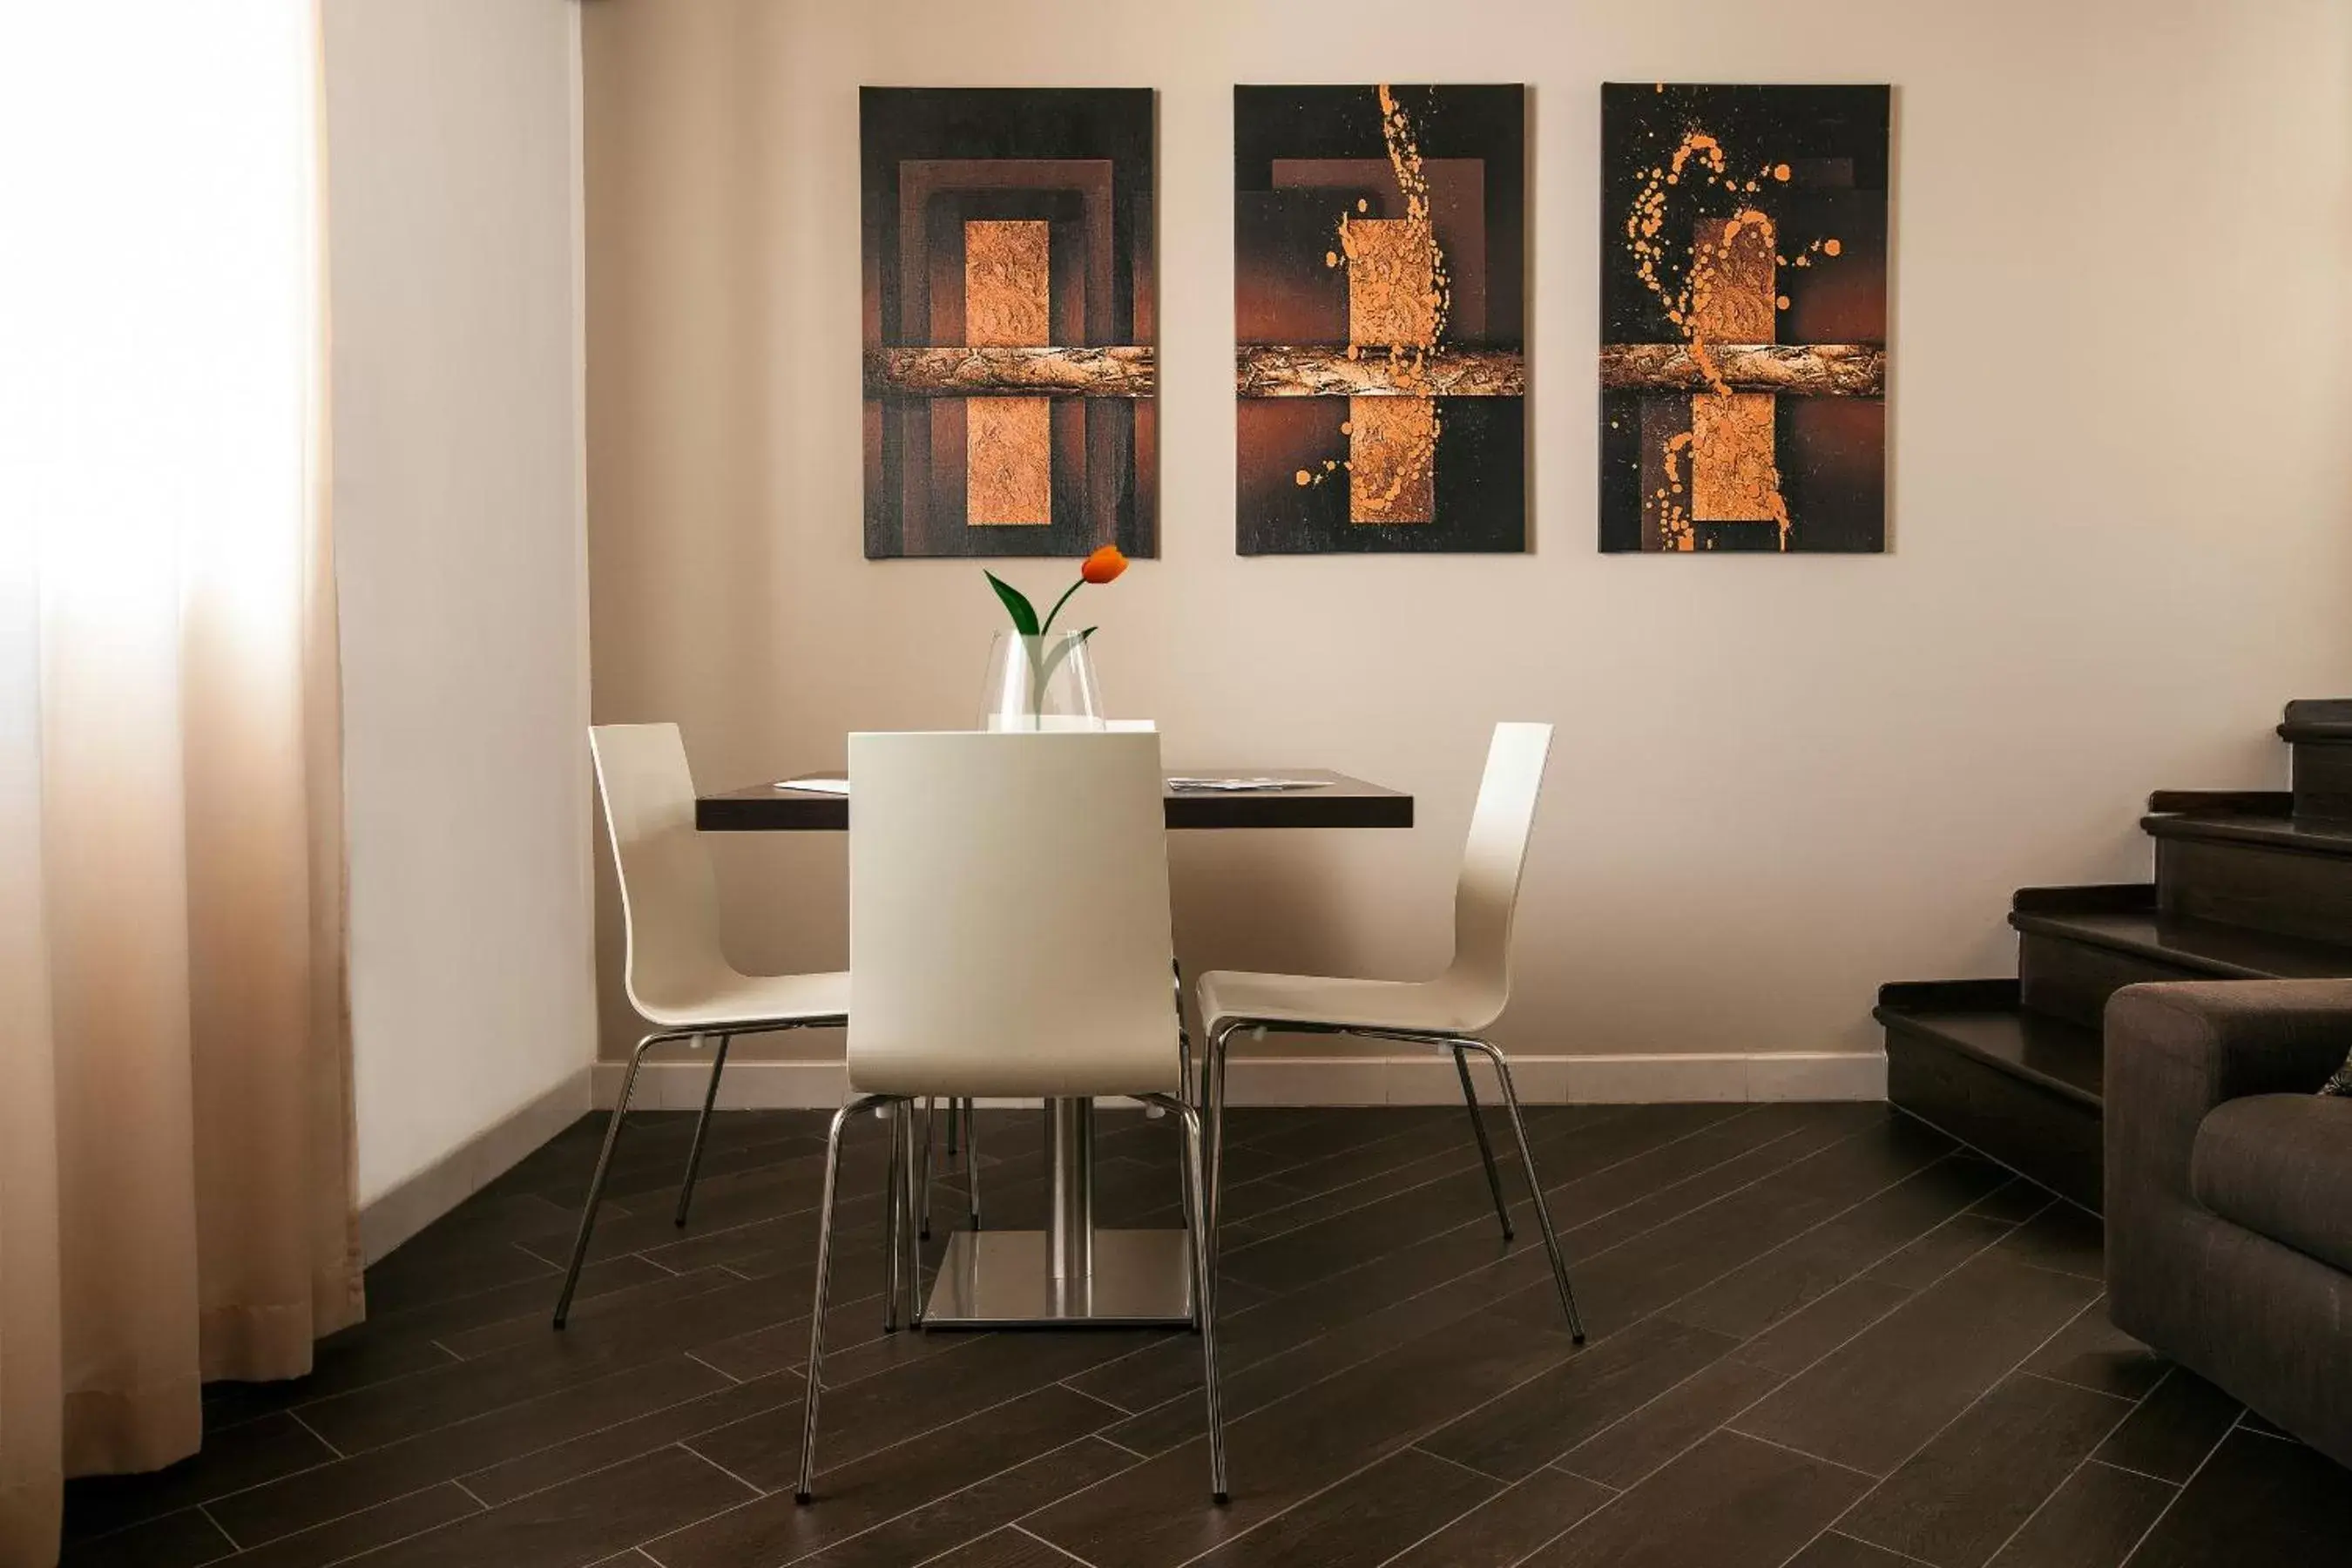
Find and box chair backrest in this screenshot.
[846,729,1180,1098]
[1446,722,1554,1019]
[589,724,734,1020]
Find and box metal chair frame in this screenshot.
[1199,1016,1585,1343]
[551,1013,841,1328]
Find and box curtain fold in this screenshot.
[0,3,362,1561]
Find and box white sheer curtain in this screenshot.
[0,4,362,1561]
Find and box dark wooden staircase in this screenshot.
[1876,700,2352,1212]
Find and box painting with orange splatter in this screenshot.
[1235,85,1525,554]
[1599,84,1889,553]
[862,89,1155,558]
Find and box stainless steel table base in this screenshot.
[917,1096,1193,1329]
[922,1227,1195,1328]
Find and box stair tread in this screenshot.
[2012,906,2352,981]
[2146,789,2295,816]
[1875,1000,2103,1106]
[2141,812,2352,857]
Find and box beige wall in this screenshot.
[328,0,596,1201]
[582,0,2352,1071]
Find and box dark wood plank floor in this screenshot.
[61,1103,2352,1568]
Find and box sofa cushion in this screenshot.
[2192,1094,2352,1274]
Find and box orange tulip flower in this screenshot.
[987,546,1131,640]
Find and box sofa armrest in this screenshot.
[2104,981,2352,1459]
[2105,980,2352,1211]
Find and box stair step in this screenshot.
[2145,789,2295,817]
[2144,813,2352,943]
[2011,889,2352,1028]
[1877,985,2104,1105]
[2018,929,2196,1030]
[2015,895,2352,978]
[1876,983,2104,1211]
[2143,812,2352,857]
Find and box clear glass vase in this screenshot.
[979,630,1105,732]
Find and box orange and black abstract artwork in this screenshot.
[1600,84,1889,553]
[862,89,1154,558]
[1235,85,1525,554]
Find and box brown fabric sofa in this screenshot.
[2105,980,2352,1468]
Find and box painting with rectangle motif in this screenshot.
[1599,83,1889,552]
[1234,84,1526,554]
[862,88,1155,558]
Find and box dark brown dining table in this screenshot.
[693,763,1414,1330]
[696,767,1414,832]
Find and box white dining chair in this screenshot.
[554,723,850,1327]
[795,729,1227,1504]
[1193,721,1585,1341]
[914,717,1161,1241]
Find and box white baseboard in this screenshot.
[591,1055,848,1110]
[359,1068,592,1264]
[590,1051,1885,1112]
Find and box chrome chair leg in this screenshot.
[673,1032,734,1227]
[1166,1061,1202,1330]
[1452,1043,1515,1243]
[945,1097,959,1157]
[900,1097,925,1328]
[918,1096,936,1241]
[964,1099,983,1231]
[1457,1037,1584,1342]
[795,1093,888,1504]
[1202,1022,1240,1276]
[1146,1091,1228,1504]
[1179,1079,1204,1331]
[882,1105,905,1333]
[1173,960,1194,1111]
[555,1031,671,1328]
[1173,967,1198,1303]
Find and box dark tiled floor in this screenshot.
[61,1103,2352,1567]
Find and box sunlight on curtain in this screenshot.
[0,4,360,1561]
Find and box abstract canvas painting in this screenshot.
[862,88,1154,558]
[1234,84,1525,554]
[1598,84,1889,553]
